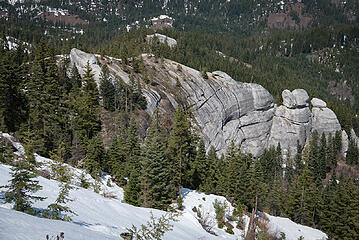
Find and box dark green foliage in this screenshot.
[140,116,175,209]
[124,169,140,206]
[84,134,104,178]
[285,167,320,226]
[1,145,45,214]
[47,182,75,221]
[0,47,27,132]
[167,106,197,197]
[99,64,116,111]
[346,136,359,165]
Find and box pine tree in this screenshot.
[99,64,115,111]
[69,64,81,92]
[123,119,142,205]
[0,49,26,132]
[47,182,75,221]
[140,117,175,209]
[285,166,319,227]
[84,134,104,178]
[192,139,207,190]
[49,142,72,183]
[167,106,197,200]
[1,145,45,214]
[346,136,359,165]
[71,61,100,141]
[124,169,140,206]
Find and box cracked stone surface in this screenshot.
[69,48,349,157]
[268,90,312,158]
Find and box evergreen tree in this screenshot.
[0,49,26,132]
[1,145,45,214]
[71,61,100,141]
[99,64,116,111]
[124,169,140,206]
[285,166,319,226]
[346,136,359,165]
[84,134,104,178]
[69,64,81,92]
[192,139,207,190]
[140,116,175,209]
[47,182,75,221]
[167,106,197,200]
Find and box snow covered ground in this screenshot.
[0,133,328,240]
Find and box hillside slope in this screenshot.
[0,133,328,240]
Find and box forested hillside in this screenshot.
[1,0,359,239]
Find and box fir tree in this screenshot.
[47,182,75,221]
[167,106,197,200]
[1,145,45,214]
[99,64,116,111]
[84,134,104,178]
[140,116,175,209]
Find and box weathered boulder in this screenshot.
[292,89,309,107]
[170,68,274,156]
[311,98,341,136]
[311,98,327,108]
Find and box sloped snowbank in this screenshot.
[0,133,327,240]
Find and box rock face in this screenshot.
[176,70,274,156]
[70,48,102,84]
[311,98,341,136]
[268,89,311,158]
[146,34,177,48]
[69,48,348,157]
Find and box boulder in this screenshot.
[292,89,309,107]
[311,98,327,108]
[282,90,296,108]
[311,101,341,136]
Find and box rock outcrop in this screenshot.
[146,34,177,48]
[69,48,349,157]
[268,89,311,158]
[311,98,341,136]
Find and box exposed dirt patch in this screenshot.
[36,12,89,26]
[267,3,312,30]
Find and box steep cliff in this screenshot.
[69,48,351,157]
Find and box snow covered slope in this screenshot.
[0,133,327,240]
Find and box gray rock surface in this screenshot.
[311,98,327,108]
[146,34,177,48]
[292,89,309,107]
[311,98,341,136]
[68,48,348,158]
[268,90,311,158]
[70,48,102,84]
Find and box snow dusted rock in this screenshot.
[146,33,177,48]
[268,89,311,158]
[70,48,102,84]
[311,98,327,108]
[311,98,341,136]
